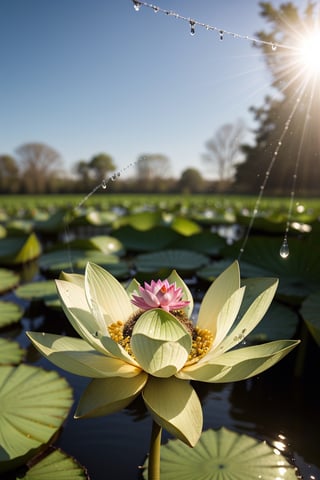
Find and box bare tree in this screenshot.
[203,120,246,182]
[16,142,63,193]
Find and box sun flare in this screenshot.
[298,30,320,75]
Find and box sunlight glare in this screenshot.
[299,30,320,75]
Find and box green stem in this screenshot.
[148,420,162,480]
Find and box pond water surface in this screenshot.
[8,280,320,480]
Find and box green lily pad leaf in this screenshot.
[0,364,73,473]
[0,300,23,328]
[143,427,298,479]
[197,259,240,282]
[6,219,34,235]
[67,235,125,256]
[170,216,202,236]
[0,269,20,294]
[223,236,320,303]
[34,209,67,233]
[245,301,299,343]
[0,233,42,265]
[134,249,209,276]
[0,338,25,365]
[23,447,89,479]
[39,249,85,273]
[113,225,182,252]
[300,291,320,346]
[39,249,124,276]
[113,210,163,230]
[172,231,226,256]
[0,224,6,238]
[236,213,287,233]
[85,210,117,226]
[15,280,58,303]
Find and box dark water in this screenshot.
[13,298,320,480]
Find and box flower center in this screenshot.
[107,311,213,364]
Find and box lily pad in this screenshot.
[134,249,209,276]
[0,364,73,473]
[68,235,125,255]
[197,259,242,281]
[113,210,163,230]
[39,249,122,276]
[34,209,68,233]
[242,298,299,343]
[0,268,20,294]
[0,300,23,328]
[300,291,320,346]
[143,427,298,479]
[0,233,42,265]
[223,236,320,303]
[170,216,202,236]
[0,338,25,365]
[6,219,34,235]
[23,447,89,479]
[15,280,58,303]
[172,231,226,256]
[0,224,6,238]
[113,225,182,252]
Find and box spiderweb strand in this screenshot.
[132,0,300,52]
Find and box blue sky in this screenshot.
[1,0,290,179]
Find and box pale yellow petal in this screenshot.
[55,279,110,355]
[206,340,300,382]
[168,270,194,317]
[176,363,232,382]
[217,277,278,354]
[27,332,140,378]
[211,286,245,351]
[59,271,85,288]
[85,262,134,326]
[179,339,299,383]
[75,373,148,418]
[143,376,202,447]
[197,261,240,332]
[131,309,191,377]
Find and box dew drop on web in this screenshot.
[133,1,141,12]
[101,179,107,189]
[280,239,289,259]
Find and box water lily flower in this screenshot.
[27,261,299,450]
[131,279,190,312]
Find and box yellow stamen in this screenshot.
[186,327,214,366]
[108,321,134,357]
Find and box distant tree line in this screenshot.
[1,3,318,196]
[0,145,224,195]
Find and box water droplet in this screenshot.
[153,6,159,13]
[280,240,289,258]
[133,1,141,12]
[219,30,224,40]
[102,179,107,189]
[111,174,117,181]
[272,43,277,51]
[189,21,195,36]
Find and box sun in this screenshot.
[298,30,320,76]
